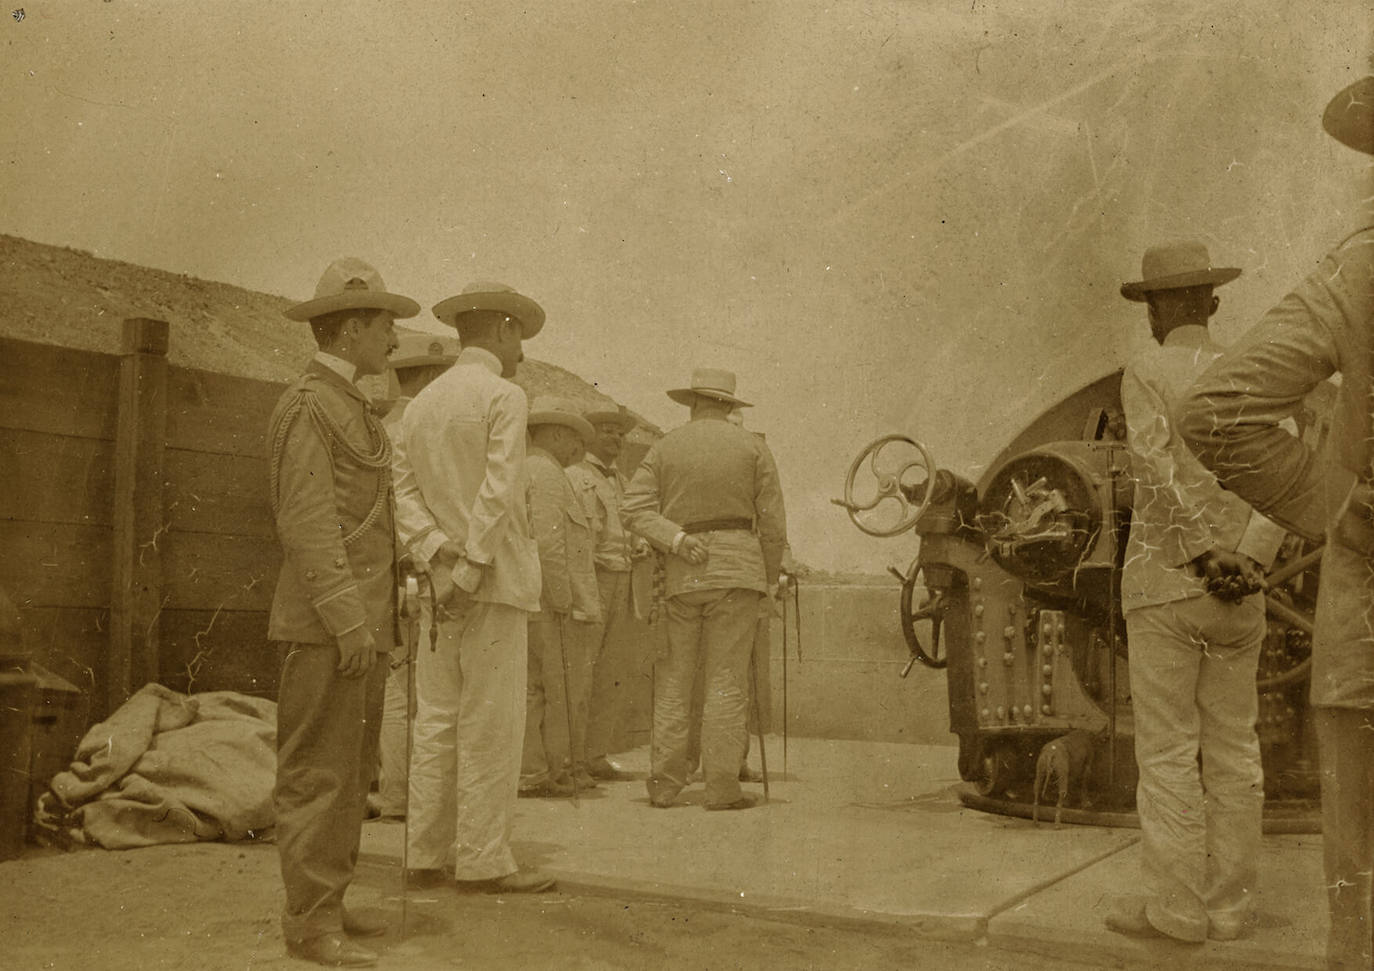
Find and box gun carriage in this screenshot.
[836,372,1323,827]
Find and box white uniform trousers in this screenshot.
[1127,593,1266,942]
[406,598,528,880]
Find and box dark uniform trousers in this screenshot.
[265,361,397,945]
[275,645,387,943]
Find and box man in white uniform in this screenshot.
[391,282,553,893]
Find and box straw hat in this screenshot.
[527,396,595,443]
[583,403,636,432]
[1322,75,1374,156]
[1120,241,1241,302]
[432,281,545,338]
[285,257,420,321]
[387,332,459,371]
[665,367,752,408]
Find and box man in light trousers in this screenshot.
[391,282,553,894]
[1107,241,1285,943]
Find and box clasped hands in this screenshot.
[1191,549,1266,604]
[413,540,477,620]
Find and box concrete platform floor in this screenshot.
[365,738,1327,970]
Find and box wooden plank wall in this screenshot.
[0,333,286,722]
[160,362,283,703]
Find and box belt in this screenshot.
[682,517,754,534]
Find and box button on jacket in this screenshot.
[566,454,632,573]
[267,356,397,645]
[1120,325,1285,613]
[527,446,601,622]
[391,347,541,612]
[622,417,787,597]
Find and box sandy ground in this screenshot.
[1,837,1095,971]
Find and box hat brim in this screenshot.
[528,412,596,443]
[584,410,636,431]
[666,388,753,408]
[388,353,456,371]
[285,291,420,322]
[1120,267,1241,302]
[1323,76,1374,156]
[432,291,545,338]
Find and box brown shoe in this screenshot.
[518,778,574,798]
[587,757,635,781]
[286,932,378,967]
[341,909,387,938]
[455,870,556,894]
[403,867,451,890]
[706,794,760,811]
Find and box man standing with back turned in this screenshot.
[1181,75,1374,970]
[622,368,787,811]
[1107,241,1285,944]
[391,282,553,894]
[269,258,419,967]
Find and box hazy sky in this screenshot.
[3,1,1370,570]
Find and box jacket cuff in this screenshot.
[414,530,449,566]
[312,585,368,637]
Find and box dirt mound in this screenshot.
[0,234,658,436]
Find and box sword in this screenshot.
[748,654,770,802]
[556,615,580,807]
[780,576,789,779]
[400,573,423,938]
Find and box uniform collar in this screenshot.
[305,357,367,403]
[585,453,615,475]
[313,350,357,383]
[457,346,503,375]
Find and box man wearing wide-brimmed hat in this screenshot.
[565,403,644,781]
[268,257,419,967]
[622,368,788,811]
[368,334,460,821]
[390,282,554,894]
[1182,74,1374,968]
[1103,241,1286,945]
[519,397,601,796]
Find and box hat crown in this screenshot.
[1140,240,1215,283]
[690,367,738,396]
[528,395,582,419]
[1323,75,1374,155]
[463,281,519,297]
[314,257,388,299]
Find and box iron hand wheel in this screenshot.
[832,434,938,538]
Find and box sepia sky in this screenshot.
[2,0,1370,571]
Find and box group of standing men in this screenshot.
[264,270,787,967]
[1112,74,1374,971]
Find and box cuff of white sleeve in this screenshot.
[452,558,484,594]
[670,531,686,554]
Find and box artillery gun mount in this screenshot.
[835,372,1322,831]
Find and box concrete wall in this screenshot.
[765,582,952,747]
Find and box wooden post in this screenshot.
[108,318,169,712]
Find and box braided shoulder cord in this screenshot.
[267,385,394,547]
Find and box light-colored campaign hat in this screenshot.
[1323,75,1374,156]
[666,367,753,408]
[285,257,420,321]
[583,403,636,432]
[527,396,596,443]
[1120,240,1241,302]
[432,281,545,338]
[388,332,459,371]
